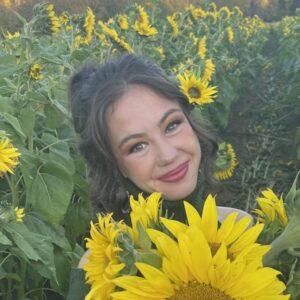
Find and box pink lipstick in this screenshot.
[159,162,189,183]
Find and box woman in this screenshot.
[67,54,250,299]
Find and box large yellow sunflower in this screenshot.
[111,225,289,300]
[0,138,20,176]
[177,72,217,105]
[160,194,269,264]
[84,214,125,300]
[254,188,288,227]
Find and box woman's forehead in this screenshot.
[107,85,181,117]
[105,85,182,141]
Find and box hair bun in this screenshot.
[68,62,98,134]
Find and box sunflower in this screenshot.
[47,4,61,33]
[226,27,234,43]
[133,22,157,36]
[30,63,43,80]
[156,47,166,60]
[0,138,20,176]
[218,6,232,20]
[202,58,215,82]
[198,36,206,59]
[130,193,161,230]
[213,143,238,181]
[160,194,269,264]
[98,21,133,53]
[177,72,217,105]
[254,188,288,227]
[133,5,157,36]
[84,7,95,44]
[84,214,125,300]
[166,15,179,38]
[111,225,289,300]
[6,31,20,40]
[117,15,129,30]
[14,207,25,222]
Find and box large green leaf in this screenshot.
[28,161,73,224]
[4,222,57,280]
[25,213,71,250]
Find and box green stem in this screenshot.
[5,174,19,207]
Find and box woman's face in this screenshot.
[106,85,201,200]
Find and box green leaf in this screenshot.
[40,133,75,174]
[19,108,35,138]
[0,231,12,246]
[136,221,152,250]
[1,112,26,141]
[25,213,71,250]
[28,161,73,224]
[0,96,15,114]
[4,222,57,280]
[3,223,41,261]
[50,247,72,296]
[0,55,18,78]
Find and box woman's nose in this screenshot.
[155,138,177,166]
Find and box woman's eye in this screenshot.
[129,143,147,154]
[166,120,182,133]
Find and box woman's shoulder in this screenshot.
[217,206,253,225]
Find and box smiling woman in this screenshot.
[68,54,253,300]
[68,54,218,222]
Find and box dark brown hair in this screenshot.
[68,54,218,217]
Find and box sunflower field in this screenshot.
[0,2,299,299]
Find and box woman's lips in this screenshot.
[158,162,189,183]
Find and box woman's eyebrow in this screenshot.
[118,133,145,149]
[118,108,182,149]
[158,108,182,126]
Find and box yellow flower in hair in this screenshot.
[84,214,125,300]
[177,72,217,105]
[198,36,206,59]
[254,189,288,227]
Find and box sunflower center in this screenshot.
[188,87,201,98]
[169,282,233,300]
